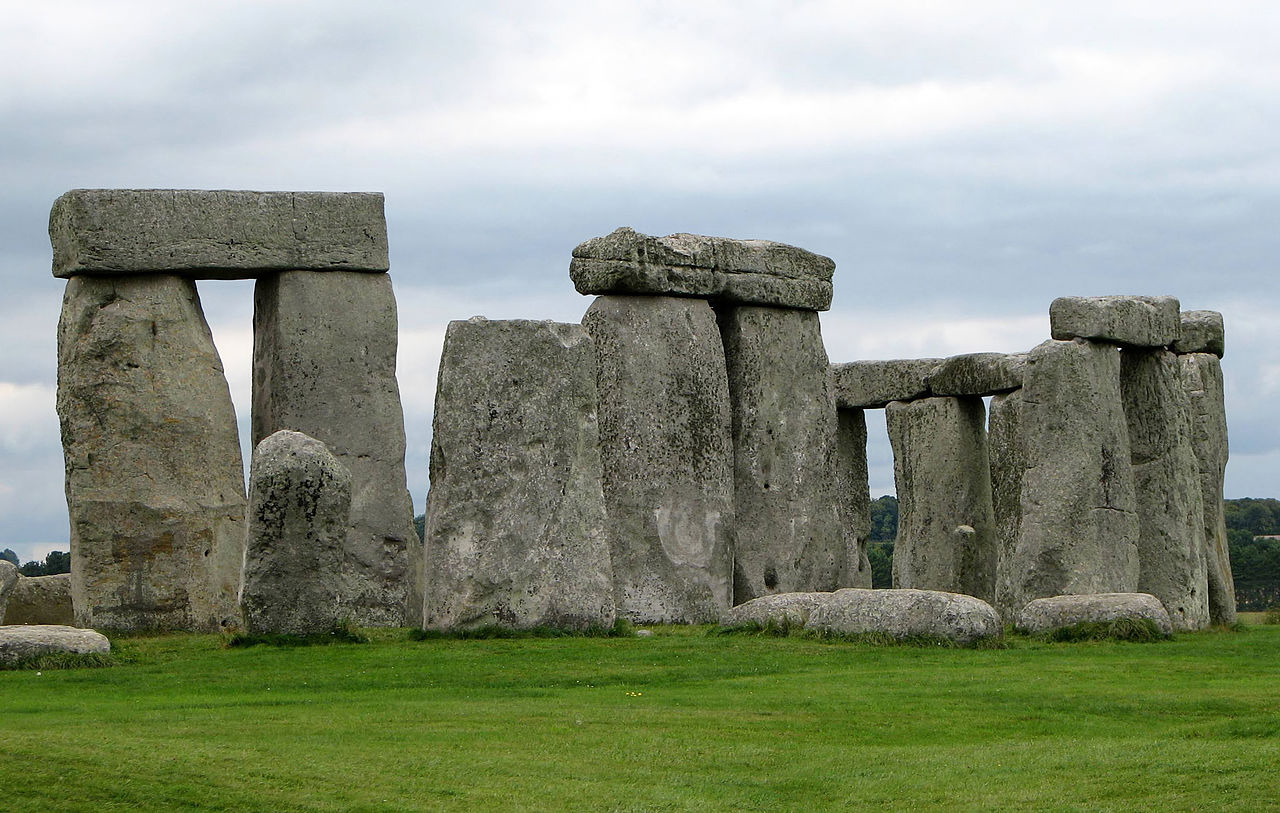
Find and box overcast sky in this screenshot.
[2,2,1277,563]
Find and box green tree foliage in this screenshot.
[868,541,894,589]
[1222,498,1280,536]
[16,550,71,577]
[869,496,898,542]
[1222,499,1280,611]
[1,548,19,567]
[414,514,425,543]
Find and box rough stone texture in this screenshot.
[886,396,997,602]
[1180,353,1237,625]
[1122,349,1209,631]
[582,295,734,623]
[0,625,110,665]
[830,359,941,409]
[2,574,74,626]
[58,274,247,632]
[253,271,419,627]
[805,588,1002,645]
[242,431,353,636]
[988,390,1027,622]
[1173,310,1225,357]
[1008,339,1140,611]
[720,306,845,602]
[720,592,827,628]
[0,561,16,617]
[926,352,1026,397]
[422,318,615,631]
[50,189,389,278]
[836,409,873,588]
[1014,593,1174,636]
[1049,295,1181,348]
[571,227,834,310]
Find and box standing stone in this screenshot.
[1122,349,1209,631]
[57,275,247,632]
[886,396,997,602]
[2,574,74,626]
[1181,352,1236,625]
[836,409,873,588]
[0,561,16,617]
[582,296,734,623]
[720,306,845,602]
[253,271,418,627]
[242,431,352,635]
[1009,339,1140,611]
[423,318,614,631]
[988,389,1027,621]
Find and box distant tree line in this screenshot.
[1,548,71,577]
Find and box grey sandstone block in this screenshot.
[1,574,74,626]
[926,352,1026,396]
[0,625,111,665]
[1014,593,1173,636]
[836,409,873,588]
[806,588,1002,645]
[830,359,940,409]
[1173,310,1225,357]
[51,189,389,278]
[988,390,1027,621]
[1049,295,1181,348]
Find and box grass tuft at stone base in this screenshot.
[223,620,369,648]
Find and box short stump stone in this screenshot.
[0,625,110,666]
[1015,593,1174,636]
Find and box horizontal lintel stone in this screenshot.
[1049,295,1180,348]
[926,352,1027,397]
[1172,310,1225,357]
[831,359,941,409]
[50,189,389,279]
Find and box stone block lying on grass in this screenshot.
[2,574,74,626]
[1014,593,1173,636]
[720,592,828,629]
[0,624,110,666]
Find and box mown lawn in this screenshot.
[2,623,1278,811]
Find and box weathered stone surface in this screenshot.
[720,306,844,602]
[836,409,873,588]
[2,574,74,626]
[0,561,16,617]
[806,588,1002,645]
[582,296,734,623]
[988,390,1027,621]
[720,592,827,628]
[926,352,1026,397]
[1173,310,1225,357]
[0,624,110,665]
[58,274,246,632]
[50,189,389,278]
[571,227,834,310]
[1180,353,1236,625]
[1122,349,1209,631]
[830,359,940,409]
[1014,593,1174,636]
[1049,295,1181,348]
[1008,339,1140,611]
[422,319,614,631]
[253,271,418,627]
[886,396,997,602]
[242,431,353,636]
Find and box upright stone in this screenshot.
[242,431,352,635]
[253,271,418,627]
[1009,339,1140,611]
[1,574,74,626]
[582,296,734,623]
[886,396,997,601]
[836,409,873,588]
[1180,352,1237,625]
[988,389,1027,621]
[423,319,614,631]
[0,561,17,619]
[1122,349,1209,630]
[57,275,246,631]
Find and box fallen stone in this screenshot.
[50,189,388,278]
[886,396,997,602]
[720,592,828,628]
[253,271,419,627]
[720,305,844,602]
[1173,310,1225,357]
[58,274,247,632]
[242,431,353,636]
[2,574,74,626]
[926,352,1026,397]
[836,409,873,588]
[422,318,614,631]
[582,295,734,623]
[830,359,941,409]
[0,625,111,666]
[1049,295,1181,348]
[805,588,1002,645]
[1122,349,1209,631]
[570,227,834,310]
[1015,593,1174,636]
[988,390,1027,621]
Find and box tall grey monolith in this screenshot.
[253,271,418,627]
[720,305,844,601]
[582,295,734,623]
[242,430,352,635]
[423,318,614,631]
[988,388,1027,620]
[1122,349,1209,630]
[1009,339,1140,611]
[1180,351,1236,625]
[886,396,996,602]
[836,409,873,588]
[57,275,246,631]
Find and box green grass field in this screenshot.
[3,623,1279,812]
